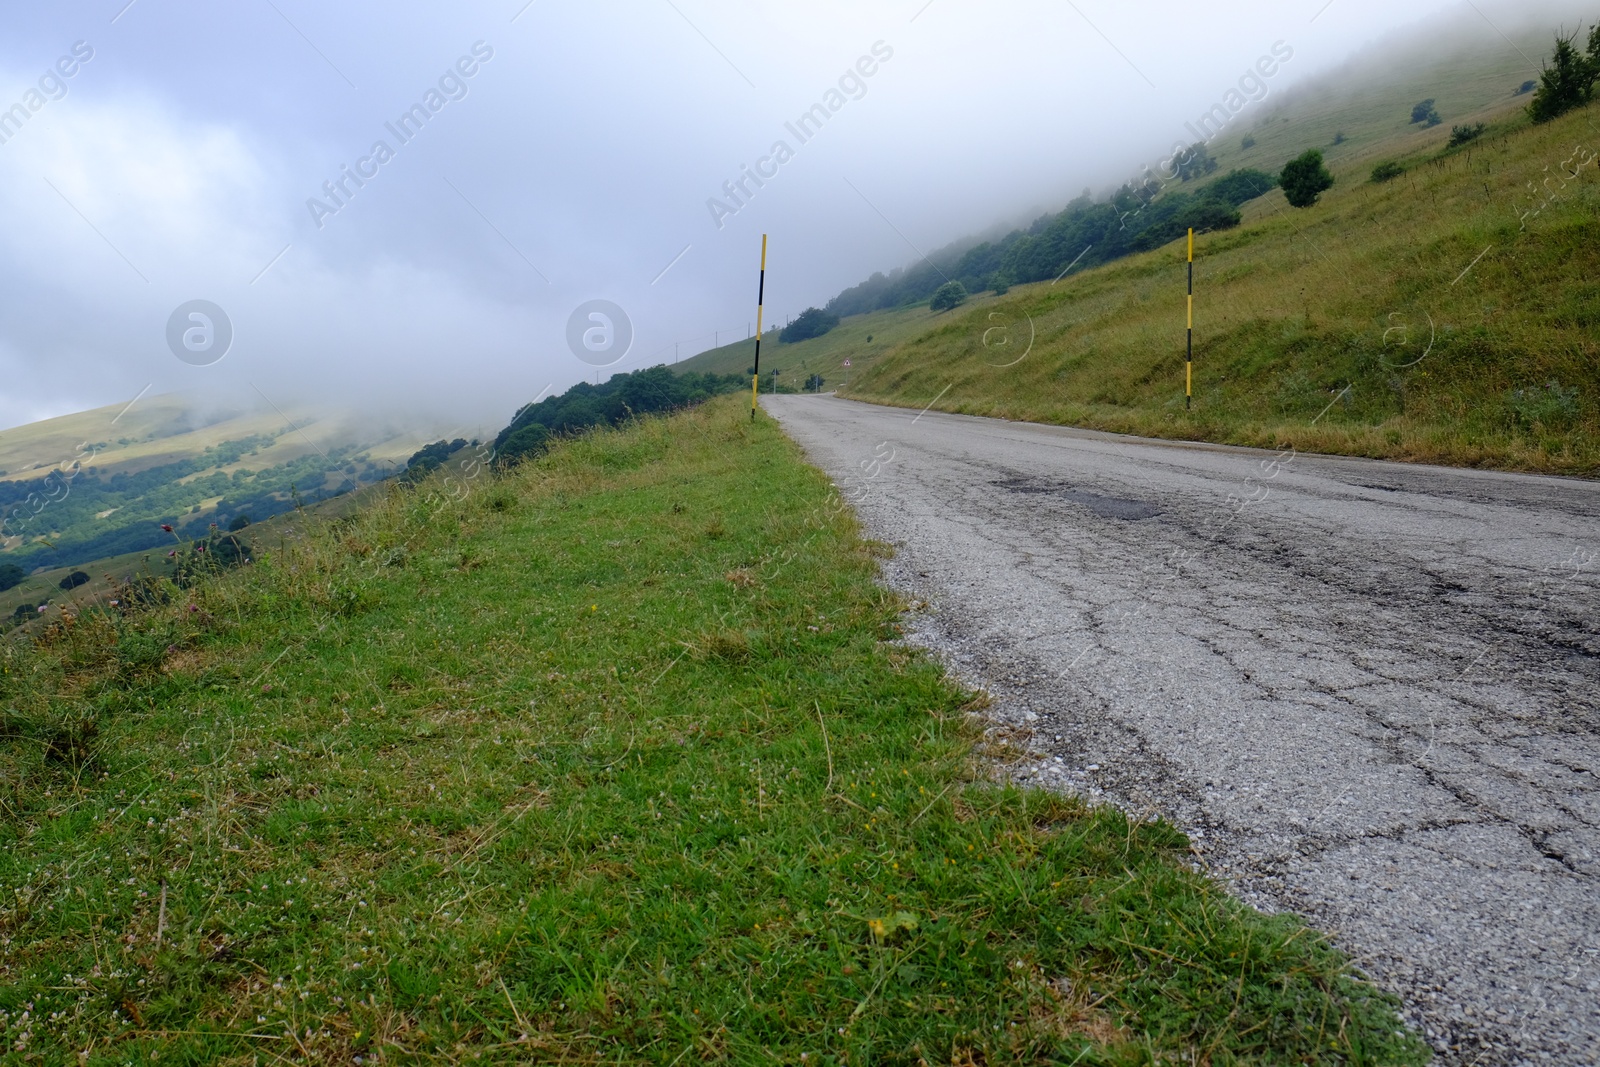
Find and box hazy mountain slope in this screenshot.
[677,16,1599,473]
[0,396,465,575]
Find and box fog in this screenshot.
[0,0,1588,435]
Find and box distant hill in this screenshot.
[0,395,456,576]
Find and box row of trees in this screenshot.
[491,366,746,466]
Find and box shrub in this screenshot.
[1516,79,1536,95]
[1240,134,1256,150]
[804,373,827,392]
[1370,161,1405,183]
[1333,131,1347,145]
[1410,98,1437,123]
[58,571,90,591]
[930,281,968,312]
[0,562,24,591]
[228,514,251,532]
[1279,149,1335,208]
[779,307,840,343]
[1448,123,1486,147]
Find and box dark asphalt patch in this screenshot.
[994,477,1162,520]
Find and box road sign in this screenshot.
[842,359,852,367]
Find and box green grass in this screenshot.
[676,304,974,388]
[0,398,1426,1064]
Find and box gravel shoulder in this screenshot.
[766,393,1600,1067]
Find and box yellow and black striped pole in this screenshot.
[1186,228,1194,411]
[752,234,768,420]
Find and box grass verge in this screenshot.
[0,397,1426,1064]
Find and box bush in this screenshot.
[0,562,24,591]
[1370,161,1405,183]
[1448,123,1486,147]
[929,281,968,312]
[58,571,90,591]
[1240,134,1256,150]
[1410,98,1437,123]
[495,421,552,468]
[1279,149,1335,208]
[1516,79,1536,95]
[228,514,251,532]
[1333,131,1347,145]
[779,307,839,344]
[804,373,826,392]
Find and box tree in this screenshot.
[403,438,468,481]
[228,514,251,532]
[1410,98,1437,123]
[1175,141,1218,182]
[1528,26,1600,123]
[0,562,24,591]
[59,570,90,590]
[779,307,840,343]
[1279,149,1335,208]
[929,281,968,312]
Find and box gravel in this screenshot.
[767,394,1600,1066]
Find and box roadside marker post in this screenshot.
[752,234,768,420]
[1186,227,1194,411]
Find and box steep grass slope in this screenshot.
[844,100,1598,472]
[0,398,1424,1064]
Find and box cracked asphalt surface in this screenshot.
[767,394,1600,1066]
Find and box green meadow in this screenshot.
[0,399,1424,1064]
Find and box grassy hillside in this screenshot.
[671,304,964,388]
[843,99,1598,472]
[0,397,1425,1064]
[679,20,1598,473]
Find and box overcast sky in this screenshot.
[0,0,1583,432]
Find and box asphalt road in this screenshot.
[766,394,1600,1067]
